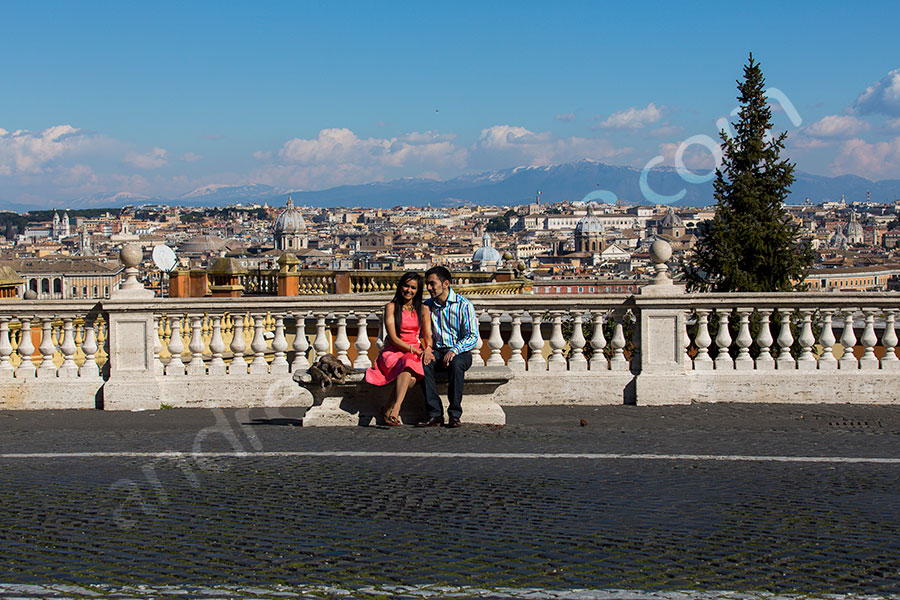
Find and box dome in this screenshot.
[274,196,305,233]
[575,203,604,234]
[472,233,503,265]
[844,211,863,242]
[179,234,227,254]
[660,207,683,228]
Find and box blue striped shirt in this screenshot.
[425,289,478,354]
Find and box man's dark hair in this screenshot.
[424,265,452,284]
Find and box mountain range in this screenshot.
[5,160,900,211]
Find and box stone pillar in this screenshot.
[334,272,351,295]
[635,240,689,405]
[189,270,209,297]
[104,244,162,409]
[277,253,300,296]
[207,257,246,297]
[169,270,190,298]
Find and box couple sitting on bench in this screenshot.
[364,266,477,429]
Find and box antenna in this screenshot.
[152,244,177,273]
[152,244,178,298]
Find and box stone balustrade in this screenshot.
[4,241,900,410]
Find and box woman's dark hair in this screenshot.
[392,271,424,332]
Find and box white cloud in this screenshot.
[657,141,718,171]
[471,125,630,168]
[852,68,900,116]
[649,124,683,138]
[831,136,900,179]
[278,128,466,170]
[594,103,663,129]
[805,114,870,138]
[124,147,168,169]
[555,112,575,122]
[253,150,272,161]
[0,125,92,175]
[181,152,202,162]
[887,118,900,131]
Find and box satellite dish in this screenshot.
[152,244,177,273]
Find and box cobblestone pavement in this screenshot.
[1,404,899,599]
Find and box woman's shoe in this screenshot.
[382,406,401,426]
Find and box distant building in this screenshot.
[4,258,122,299]
[273,196,308,251]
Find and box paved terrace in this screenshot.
[1,403,899,599]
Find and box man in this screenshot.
[418,266,478,428]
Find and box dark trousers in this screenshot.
[422,349,472,419]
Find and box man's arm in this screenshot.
[450,298,479,355]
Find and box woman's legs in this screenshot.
[390,370,414,419]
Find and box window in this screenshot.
[72,286,77,297]
[41,279,50,294]
[93,286,98,297]
[82,286,87,296]
[578,287,584,293]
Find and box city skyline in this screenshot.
[2,1,900,206]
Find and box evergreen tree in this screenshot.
[686,54,812,292]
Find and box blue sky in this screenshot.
[2,0,900,205]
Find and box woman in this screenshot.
[365,272,432,425]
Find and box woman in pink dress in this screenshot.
[365,272,432,426]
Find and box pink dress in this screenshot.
[365,309,425,385]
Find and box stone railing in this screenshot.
[5,241,900,410]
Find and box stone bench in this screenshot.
[294,366,513,426]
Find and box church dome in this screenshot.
[274,196,305,233]
[660,207,684,228]
[575,203,604,234]
[472,233,503,265]
[844,211,863,243]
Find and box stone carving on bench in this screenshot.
[295,365,513,427]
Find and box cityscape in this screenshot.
[3,2,900,599]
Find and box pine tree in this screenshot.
[686,54,812,292]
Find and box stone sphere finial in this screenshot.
[120,243,143,268]
[649,239,672,264]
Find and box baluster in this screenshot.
[839,310,858,370]
[472,311,486,366]
[754,309,774,370]
[58,318,78,377]
[683,310,692,364]
[568,312,587,371]
[16,317,36,377]
[0,318,13,378]
[152,316,164,376]
[229,313,248,375]
[187,315,206,375]
[249,314,269,374]
[775,309,795,370]
[817,310,837,370]
[714,309,733,370]
[270,314,289,374]
[526,311,546,371]
[486,311,505,366]
[291,312,310,372]
[609,312,628,371]
[734,308,753,370]
[333,313,351,367]
[507,310,526,371]
[38,318,56,376]
[589,311,607,371]
[208,316,227,375]
[796,310,817,370]
[692,310,712,370]
[353,312,372,369]
[881,310,899,370]
[166,315,186,376]
[858,309,879,370]
[376,316,386,351]
[79,319,100,378]
[547,312,567,371]
[313,312,330,361]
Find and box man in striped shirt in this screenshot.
[418,266,478,428]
